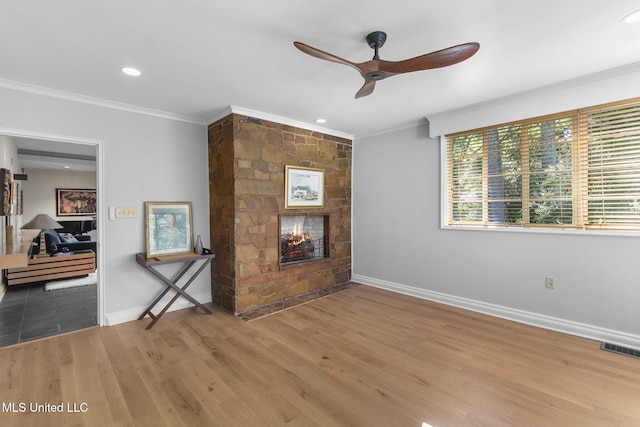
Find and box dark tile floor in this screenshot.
[0,282,97,347]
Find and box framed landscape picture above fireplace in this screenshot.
[285,165,324,209]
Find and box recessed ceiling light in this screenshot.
[121,67,142,77]
[63,165,71,169]
[622,10,640,24]
[316,118,327,124]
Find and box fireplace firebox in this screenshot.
[280,215,329,265]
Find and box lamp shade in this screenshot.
[21,214,63,230]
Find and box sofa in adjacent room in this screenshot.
[33,229,97,256]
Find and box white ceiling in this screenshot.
[15,137,97,172]
[2,0,640,143]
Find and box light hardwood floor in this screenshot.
[1,284,640,426]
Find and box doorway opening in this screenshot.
[0,129,103,347]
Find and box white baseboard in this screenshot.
[104,291,213,326]
[352,274,640,351]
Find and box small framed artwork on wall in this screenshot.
[0,168,11,216]
[56,188,97,216]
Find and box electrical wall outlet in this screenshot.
[545,276,555,289]
[115,207,137,218]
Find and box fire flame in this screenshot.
[288,223,312,246]
[281,221,317,262]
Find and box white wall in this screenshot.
[0,134,22,300]
[0,134,21,223]
[0,87,210,325]
[0,135,19,170]
[22,168,96,224]
[353,74,640,349]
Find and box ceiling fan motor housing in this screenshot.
[365,71,387,80]
[365,31,388,80]
[366,31,387,49]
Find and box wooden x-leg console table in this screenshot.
[135,252,215,329]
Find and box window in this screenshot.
[446,97,640,230]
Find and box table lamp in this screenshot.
[21,214,63,257]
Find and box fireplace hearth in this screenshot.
[280,215,328,265]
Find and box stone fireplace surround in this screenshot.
[208,114,352,315]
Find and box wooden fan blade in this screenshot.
[355,80,376,98]
[294,38,479,99]
[379,42,479,75]
[293,41,361,73]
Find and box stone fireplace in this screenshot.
[207,114,352,315]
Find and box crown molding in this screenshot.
[0,78,354,139]
[217,105,353,140]
[207,106,234,124]
[355,118,429,140]
[426,61,640,129]
[0,78,207,125]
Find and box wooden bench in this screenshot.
[5,249,95,286]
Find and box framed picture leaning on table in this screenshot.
[145,202,193,258]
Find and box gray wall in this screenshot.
[22,168,96,223]
[353,96,640,349]
[0,87,209,324]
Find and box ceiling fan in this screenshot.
[294,31,479,98]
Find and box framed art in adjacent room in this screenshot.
[1,168,11,216]
[285,165,324,209]
[145,201,193,258]
[56,188,97,216]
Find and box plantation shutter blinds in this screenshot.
[448,132,483,223]
[527,117,574,225]
[580,99,640,229]
[486,126,522,224]
[447,97,640,230]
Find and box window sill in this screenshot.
[441,224,640,238]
